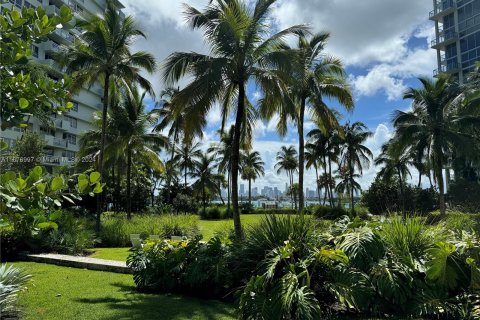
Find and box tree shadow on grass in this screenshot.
[73,283,236,320]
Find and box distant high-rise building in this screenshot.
[1,0,125,171]
[252,187,258,197]
[240,184,245,196]
[430,0,480,84]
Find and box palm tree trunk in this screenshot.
[184,163,187,188]
[328,159,335,207]
[297,98,306,216]
[112,162,116,211]
[227,171,231,213]
[126,148,132,220]
[203,186,206,215]
[398,168,406,219]
[314,165,321,204]
[248,178,252,207]
[350,167,355,216]
[418,170,422,188]
[437,166,446,214]
[96,72,111,232]
[231,83,245,239]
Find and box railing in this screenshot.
[54,29,74,43]
[429,0,456,18]
[53,138,68,148]
[431,31,458,47]
[433,61,459,76]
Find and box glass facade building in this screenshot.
[431,0,480,83]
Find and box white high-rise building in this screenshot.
[1,0,124,171]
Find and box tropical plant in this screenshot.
[59,1,156,201]
[338,122,373,214]
[191,153,224,214]
[240,150,265,206]
[275,146,299,209]
[4,131,45,174]
[208,125,236,211]
[176,140,203,188]
[0,264,31,318]
[268,32,353,215]
[106,89,165,219]
[375,141,413,218]
[393,76,480,214]
[162,0,309,238]
[0,5,73,133]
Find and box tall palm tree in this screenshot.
[304,143,324,204]
[176,140,203,188]
[60,1,156,204]
[208,126,235,212]
[191,152,223,214]
[393,76,480,214]
[105,89,165,219]
[338,122,373,214]
[375,141,413,218]
[162,0,308,238]
[240,150,265,206]
[335,168,361,211]
[307,126,342,207]
[268,32,353,215]
[275,146,299,209]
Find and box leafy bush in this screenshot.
[252,208,297,215]
[0,264,30,318]
[448,178,480,213]
[361,177,438,215]
[127,237,232,297]
[311,205,348,220]
[100,214,200,247]
[199,206,231,220]
[239,202,254,214]
[41,211,97,255]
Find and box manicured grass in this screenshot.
[15,262,235,320]
[89,247,131,261]
[197,214,281,239]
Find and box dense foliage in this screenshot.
[99,213,199,247]
[128,214,480,319]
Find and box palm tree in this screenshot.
[375,141,413,218]
[338,122,373,214]
[60,1,156,202]
[307,126,342,207]
[275,146,299,209]
[268,32,353,215]
[105,89,165,219]
[335,168,362,212]
[208,126,235,212]
[191,152,223,214]
[304,143,324,204]
[162,0,308,238]
[176,140,202,188]
[393,76,480,214]
[240,150,265,206]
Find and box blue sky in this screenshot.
[124,0,437,191]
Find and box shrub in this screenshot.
[199,206,222,220]
[448,179,480,213]
[0,264,30,318]
[172,193,198,214]
[239,202,254,214]
[312,205,348,220]
[99,214,200,247]
[41,211,97,255]
[127,237,233,298]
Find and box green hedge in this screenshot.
[311,205,348,220]
[198,206,231,220]
[100,213,200,247]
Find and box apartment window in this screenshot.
[63,133,77,145]
[40,126,55,136]
[31,45,39,58]
[23,0,35,8]
[45,53,53,60]
[14,0,22,8]
[44,148,55,156]
[65,115,77,128]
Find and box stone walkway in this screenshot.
[21,253,132,274]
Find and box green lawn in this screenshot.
[197,213,284,239]
[15,262,235,320]
[89,247,131,261]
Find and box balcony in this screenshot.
[43,41,62,53]
[431,31,458,49]
[45,4,61,16]
[43,135,68,149]
[50,28,74,45]
[41,156,61,166]
[53,118,67,130]
[433,61,459,77]
[429,0,456,21]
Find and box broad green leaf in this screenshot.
[49,211,62,221]
[19,98,29,109]
[36,183,46,194]
[53,199,61,207]
[89,172,101,183]
[16,178,27,190]
[93,183,103,194]
[50,176,64,191]
[37,222,58,230]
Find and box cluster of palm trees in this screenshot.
[277,121,373,213]
[375,74,480,216]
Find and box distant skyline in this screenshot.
[121,0,436,191]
